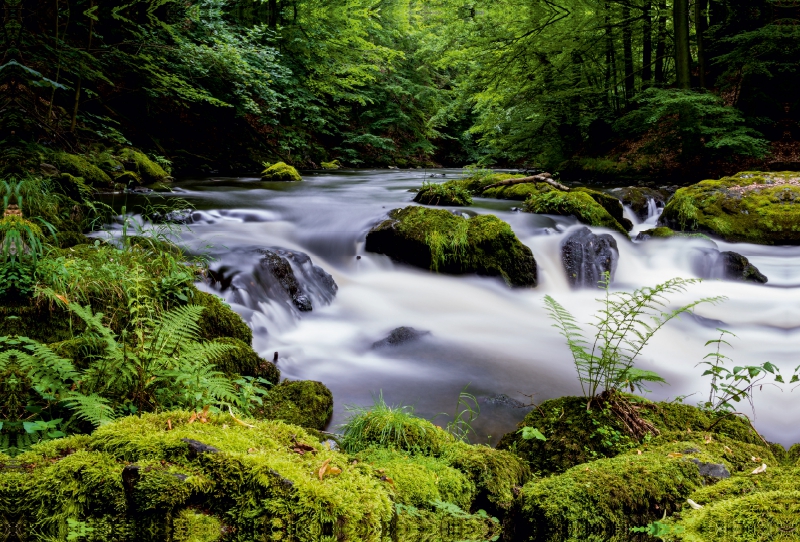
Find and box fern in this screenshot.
[62,393,115,426]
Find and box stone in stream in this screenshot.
[371,326,431,349]
[365,206,537,287]
[561,227,618,288]
[691,248,768,284]
[256,248,336,311]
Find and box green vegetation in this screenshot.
[524,191,630,235]
[660,172,800,244]
[413,181,473,206]
[261,162,303,182]
[365,206,537,286]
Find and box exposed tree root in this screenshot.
[598,390,660,441]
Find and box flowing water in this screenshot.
[114,169,800,446]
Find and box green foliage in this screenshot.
[444,388,480,442]
[615,88,769,158]
[699,329,783,413]
[118,148,169,182]
[524,190,628,235]
[260,161,302,181]
[544,274,723,404]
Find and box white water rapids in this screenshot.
[120,170,800,446]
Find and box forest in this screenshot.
[2,0,800,541]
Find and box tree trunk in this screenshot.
[642,0,653,85]
[268,0,278,28]
[604,2,619,110]
[622,4,635,99]
[674,0,691,89]
[654,0,667,85]
[696,0,708,88]
[70,3,93,132]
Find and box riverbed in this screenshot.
[111,169,800,447]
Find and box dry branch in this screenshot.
[481,173,570,193]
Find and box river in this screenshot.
[112,169,800,447]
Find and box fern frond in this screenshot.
[63,392,115,426]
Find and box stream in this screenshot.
[112,169,800,447]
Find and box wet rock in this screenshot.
[371,326,431,349]
[40,163,59,177]
[573,188,632,231]
[690,458,731,479]
[609,186,667,221]
[483,394,525,408]
[365,206,537,287]
[182,439,220,457]
[561,227,618,288]
[151,208,194,224]
[258,249,314,311]
[691,248,768,284]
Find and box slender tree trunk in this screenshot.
[674,0,691,89]
[622,4,635,99]
[47,0,60,123]
[696,0,708,88]
[654,0,667,85]
[604,3,619,110]
[268,0,278,28]
[70,2,94,132]
[642,0,653,86]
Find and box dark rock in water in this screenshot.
[151,208,194,224]
[690,458,731,480]
[372,326,431,349]
[691,248,768,284]
[258,249,318,311]
[621,218,634,231]
[365,206,537,287]
[719,251,768,284]
[561,227,618,288]
[484,394,525,408]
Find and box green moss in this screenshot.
[524,190,629,235]
[118,148,169,183]
[660,171,800,244]
[365,206,538,287]
[209,337,279,383]
[258,380,333,430]
[573,187,629,229]
[320,159,341,169]
[482,181,550,200]
[193,290,252,344]
[55,172,94,202]
[261,161,302,182]
[461,172,526,193]
[641,226,677,238]
[51,152,112,187]
[520,450,704,537]
[173,509,222,542]
[413,181,473,206]
[788,443,800,466]
[497,397,767,476]
[357,448,476,510]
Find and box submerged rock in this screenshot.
[659,171,800,244]
[365,206,537,287]
[261,161,302,181]
[691,248,768,284]
[371,326,431,349]
[258,249,315,311]
[560,227,618,288]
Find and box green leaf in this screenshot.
[519,426,547,441]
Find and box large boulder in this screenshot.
[261,161,302,181]
[523,190,629,235]
[561,227,619,288]
[365,206,537,287]
[573,187,633,231]
[660,171,800,244]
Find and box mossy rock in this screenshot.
[413,181,473,206]
[497,397,768,476]
[193,290,252,344]
[573,187,632,231]
[320,159,341,169]
[611,186,667,221]
[659,171,800,244]
[365,206,537,287]
[481,182,550,201]
[523,190,629,235]
[14,412,394,541]
[50,152,112,187]
[462,173,526,193]
[173,509,222,542]
[54,172,93,202]
[261,161,302,182]
[210,337,280,383]
[258,380,333,430]
[518,446,705,539]
[118,148,169,183]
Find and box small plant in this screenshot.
[424,220,470,273]
[545,273,724,410]
[698,328,783,414]
[444,387,480,442]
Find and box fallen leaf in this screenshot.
[751,456,761,463]
[248,448,256,454]
[687,499,703,510]
[318,459,332,481]
[328,466,342,476]
[188,412,198,424]
[751,463,767,475]
[380,476,394,485]
[687,428,692,433]
[667,453,683,458]
[723,445,733,454]
[636,449,642,455]
[704,434,713,444]
[55,294,69,305]
[166,419,172,431]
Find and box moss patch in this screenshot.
[413,181,473,206]
[573,187,631,230]
[51,152,112,187]
[209,337,280,383]
[524,190,629,235]
[194,290,252,344]
[258,380,333,430]
[261,161,302,182]
[118,148,169,183]
[365,206,537,287]
[660,171,800,244]
[320,159,341,169]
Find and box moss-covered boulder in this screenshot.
[660,171,800,244]
[118,148,169,183]
[413,181,473,206]
[611,186,667,221]
[573,187,632,231]
[497,397,769,476]
[209,337,280,383]
[258,380,333,430]
[524,191,630,235]
[194,290,252,344]
[320,159,341,169]
[261,161,302,182]
[50,152,112,187]
[365,206,537,287]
